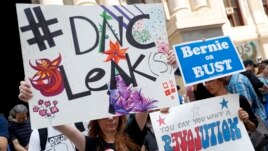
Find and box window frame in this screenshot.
[263,0,268,15]
[224,0,244,27]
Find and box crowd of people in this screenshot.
[1,49,268,151]
[2,55,268,151]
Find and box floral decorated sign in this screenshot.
[16,4,179,129]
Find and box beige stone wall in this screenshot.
[221,0,268,61]
[31,0,268,60]
[165,0,268,60]
[32,0,126,5]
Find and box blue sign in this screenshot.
[173,36,245,86]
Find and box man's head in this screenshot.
[9,104,28,123]
[205,77,227,96]
[243,59,257,72]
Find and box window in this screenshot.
[126,0,145,4]
[223,0,244,27]
[263,0,268,15]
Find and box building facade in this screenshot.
[30,0,268,61]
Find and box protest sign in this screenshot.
[173,36,245,86]
[150,94,254,151]
[236,40,259,63]
[16,3,179,129]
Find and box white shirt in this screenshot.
[28,123,88,151]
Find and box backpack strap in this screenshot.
[75,122,85,132]
[38,128,48,151]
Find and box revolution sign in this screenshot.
[173,36,245,86]
[150,94,254,151]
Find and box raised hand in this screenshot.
[238,107,256,132]
[18,81,33,103]
[160,108,169,114]
[167,49,177,66]
[238,108,249,123]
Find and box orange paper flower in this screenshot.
[104,41,128,64]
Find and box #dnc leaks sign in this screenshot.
[173,36,245,86]
[16,4,179,129]
[150,94,254,151]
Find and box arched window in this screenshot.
[223,0,244,26]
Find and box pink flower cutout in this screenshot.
[38,99,44,105]
[157,42,169,54]
[33,99,60,121]
[53,100,58,105]
[44,101,51,107]
[33,106,40,112]
[50,106,59,114]
[39,109,47,117]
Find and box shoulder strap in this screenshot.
[75,122,85,132]
[38,128,48,151]
[37,123,84,151]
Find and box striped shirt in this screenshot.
[227,74,267,121]
[8,119,32,147]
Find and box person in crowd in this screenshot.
[205,77,257,132]
[185,85,196,102]
[166,49,258,127]
[226,73,267,123]
[257,62,268,117]
[8,104,32,151]
[174,68,185,104]
[257,62,268,76]
[18,81,148,151]
[141,115,159,151]
[0,114,9,151]
[28,122,87,151]
[185,83,214,102]
[192,83,214,101]
[18,49,177,151]
[176,85,184,104]
[241,59,268,103]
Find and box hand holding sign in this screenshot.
[150,94,255,151]
[173,36,245,86]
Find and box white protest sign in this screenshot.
[16,4,179,129]
[150,94,254,151]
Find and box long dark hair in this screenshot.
[88,115,140,151]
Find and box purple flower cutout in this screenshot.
[109,75,158,114]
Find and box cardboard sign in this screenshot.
[16,3,179,129]
[173,36,245,86]
[150,94,254,151]
[236,40,259,63]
